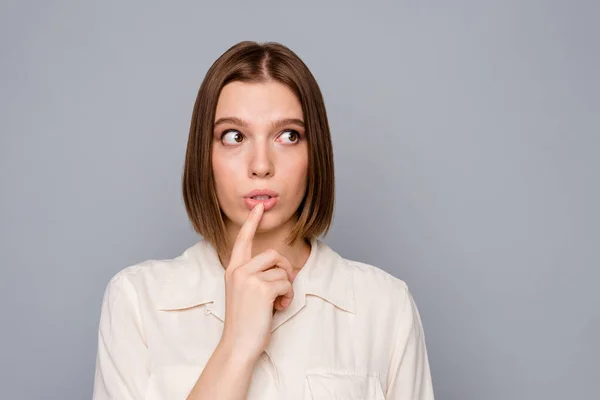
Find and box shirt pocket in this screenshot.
[304,368,385,400]
[145,364,204,400]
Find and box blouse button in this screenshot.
[204,307,212,315]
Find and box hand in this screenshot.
[219,203,297,362]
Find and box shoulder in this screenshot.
[335,256,427,350]
[100,242,201,309]
[337,253,413,321]
[344,256,409,300]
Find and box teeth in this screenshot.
[252,195,271,200]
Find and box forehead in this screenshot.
[214,81,303,123]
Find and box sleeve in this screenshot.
[385,285,435,400]
[92,272,151,399]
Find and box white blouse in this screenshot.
[92,238,435,399]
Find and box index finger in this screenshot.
[228,203,264,269]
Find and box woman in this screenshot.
[92,41,435,400]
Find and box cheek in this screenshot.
[212,152,239,199]
[211,157,225,183]
[282,154,308,195]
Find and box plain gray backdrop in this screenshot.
[1,1,598,399]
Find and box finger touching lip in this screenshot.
[244,196,278,211]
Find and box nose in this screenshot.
[248,139,274,178]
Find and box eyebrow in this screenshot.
[213,116,305,129]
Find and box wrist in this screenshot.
[217,337,261,368]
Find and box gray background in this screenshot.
[1,1,598,399]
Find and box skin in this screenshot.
[212,80,311,271]
[186,81,312,400]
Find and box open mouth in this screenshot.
[244,192,279,211]
[244,189,279,211]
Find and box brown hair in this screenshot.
[182,41,335,256]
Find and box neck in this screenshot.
[219,217,311,271]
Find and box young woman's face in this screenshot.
[212,81,308,233]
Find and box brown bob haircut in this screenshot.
[182,41,335,256]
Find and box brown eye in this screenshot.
[278,130,300,144]
[222,130,245,144]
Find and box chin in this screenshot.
[222,204,296,234]
[254,213,286,233]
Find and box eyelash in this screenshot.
[219,129,302,144]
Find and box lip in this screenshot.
[244,189,279,198]
[243,189,280,212]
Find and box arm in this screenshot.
[186,204,295,399]
[185,338,258,400]
[93,273,150,399]
[92,271,261,400]
[385,286,435,400]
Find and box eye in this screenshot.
[276,130,301,144]
[221,130,245,145]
